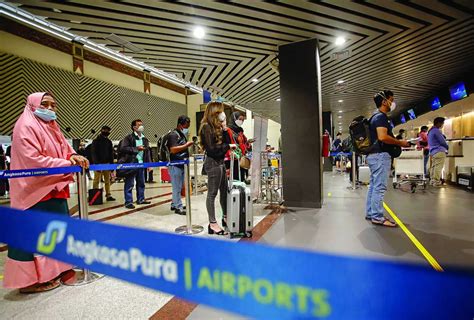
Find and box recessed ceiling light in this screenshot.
[338,110,343,113]
[70,20,82,24]
[335,37,346,46]
[338,100,343,103]
[252,78,259,83]
[276,98,281,101]
[337,80,344,84]
[338,122,342,125]
[52,8,62,13]
[338,116,342,118]
[193,26,205,39]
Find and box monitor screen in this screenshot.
[431,97,442,111]
[400,114,406,124]
[449,82,468,101]
[407,109,416,120]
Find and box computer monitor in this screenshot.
[449,82,468,101]
[400,114,406,124]
[407,109,416,120]
[431,97,442,111]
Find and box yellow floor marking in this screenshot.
[383,202,444,272]
[0,274,3,280]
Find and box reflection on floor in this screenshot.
[1,171,473,319]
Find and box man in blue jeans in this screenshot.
[366,90,410,227]
[168,116,194,215]
[119,119,152,209]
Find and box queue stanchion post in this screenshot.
[174,160,203,235]
[193,155,198,196]
[348,152,360,190]
[62,167,104,285]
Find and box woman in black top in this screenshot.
[199,102,236,235]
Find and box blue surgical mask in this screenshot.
[182,128,189,135]
[34,108,57,122]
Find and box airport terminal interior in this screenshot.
[0,1,473,319]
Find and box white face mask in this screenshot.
[182,128,189,135]
[235,119,243,127]
[218,112,226,122]
[137,125,144,133]
[389,101,397,112]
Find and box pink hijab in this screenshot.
[10,92,75,210]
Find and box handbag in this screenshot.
[239,155,251,169]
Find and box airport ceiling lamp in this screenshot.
[0,2,202,94]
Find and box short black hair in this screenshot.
[336,132,342,136]
[399,129,405,133]
[421,125,428,131]
[177,115,190,126]
[131,119,142,130]
[434,117,445,126]
[373,90,394,108]
[101,125,111,131]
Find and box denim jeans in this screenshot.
[204,157,227,223]
[169,165,184,209]
[124,168,145,205]
[423,153,429,176]
[366,152,391,220]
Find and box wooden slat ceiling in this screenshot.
[9,0,474,125]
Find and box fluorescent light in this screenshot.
[52,8,62,13]
[252,78,259,83]
[338,100,343,103]
[276,98,281,101]
[193,26,205,39]
[337,80,344,84]
[70,20,82,24]
[335,37,346,46]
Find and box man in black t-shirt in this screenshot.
[366,90,410,227]
[168,115,194,215]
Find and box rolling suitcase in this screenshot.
[161,167,171,183]
[88,188,103,205]
[227,152,253,238]
[359,166,370,184]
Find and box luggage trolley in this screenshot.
[392,149,427,193]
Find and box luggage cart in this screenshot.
[392,149,427,193]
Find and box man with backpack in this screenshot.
[362,90,410,227]
[167,116,194,215]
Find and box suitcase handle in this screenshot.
[229,151,241,190]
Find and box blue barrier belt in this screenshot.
[0,207,473,319]
[0,166,81,179]
[329,152,352,157]
[0,160,189,179]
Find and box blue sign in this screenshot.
[431,97,442,110]
[400,114,406,124]
[1,207,473,319]
[449,82,468,101]
[407,109,416,120]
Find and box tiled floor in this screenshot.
[0,173,271,319]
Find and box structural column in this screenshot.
[279,38,323,208]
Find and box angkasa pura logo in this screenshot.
[37,220,67,254]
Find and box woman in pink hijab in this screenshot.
[3,92,89,293]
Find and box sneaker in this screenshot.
[106,196,116,201]
[171,206,186,211]
[174,208,186,215]
[137,200,151,205]
[125,203,135,209]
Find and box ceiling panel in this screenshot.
[7,0,474,125]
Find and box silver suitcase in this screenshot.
[359,166,370,184]
[227,152,253,238]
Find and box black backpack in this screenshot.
[157,130,173,162]
[349,115,374,155]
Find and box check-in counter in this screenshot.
[444,138,474,184]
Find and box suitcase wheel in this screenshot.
[245,231,253,238]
